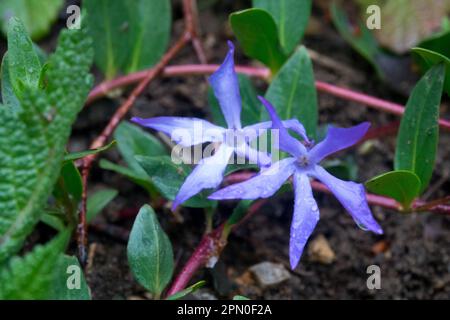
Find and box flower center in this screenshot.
[296,155,310,167]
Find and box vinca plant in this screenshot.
[0,0,449,301]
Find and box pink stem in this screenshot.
[86,64,450,132]
[166,226,224,297]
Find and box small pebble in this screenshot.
[249,262,291,288]
[308,234,336,264]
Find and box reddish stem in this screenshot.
[86,64,450,132]
[166,225,225,297]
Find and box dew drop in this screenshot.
[356,221,369,231]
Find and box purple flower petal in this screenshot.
[209,41,242,129]
[209,157,297,200]
[172,145,234,210]
[235,143,272,167]
[258,96,307,157]
[131,116,225,147]
[243,119,310,143]
[311,165,383,234]
[309,122,370,163]
[290,172,320,269]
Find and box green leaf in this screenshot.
[6,18,41,99]
[54,161,83,204]
[253,0,311,54]
[114,121,167,176]
[0,0,64,40]
[365,170,421,208]
[41,210,66,232]
[135,155,212,208]
[84,0,129,79]
[322,157,358,181]
[64,140,116,162]
[233,295,250,300]
[330,3,384,79]
[264,46,318,139]
[87,189,118,223]
[127,205,173,296]
[84,0,172,78]
[126,0,171,73]
[208,74,261,128]
[226,200,253,228]
[230,8,287,73]
[412,47,450,95]
[99,159,155,194]
[394,64,445,193]
[1,54,20,110]
[52,255,91,300]
[166,280,206,300]
[0,232,68,299]
[0,25,93,262]
[418,30,450,59]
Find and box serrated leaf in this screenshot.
[64,140,116,162]
[365,170,421,208]
[135,155,212,208]
[127,205,173,296]
[0,0,64,40]
[0,232,68,299]
[230,8,287,73]
[264,46,318,139]
[84,0,171,78]
[253,0,311,54]
[394,64,445,193]
[6,18,41,99]
[52,255,91,300]
[208,74,261,128]
[412,47,450,95]
[0,25,93,262]
[87,189,118,223]
[1,54,20,110]
[166,280,206,300]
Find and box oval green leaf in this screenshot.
[253,0,311,54]
[230,8,287,73]
[127,205,174,296]
[365,170,421,208]
[394,63,445,193]
[412,47,450,96]
[84,0,171,79]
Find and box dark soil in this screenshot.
[2,0,449,300]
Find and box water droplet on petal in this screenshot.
[356,221,369,231]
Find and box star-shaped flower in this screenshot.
[132,42,307,210]
[209,96,383,269]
